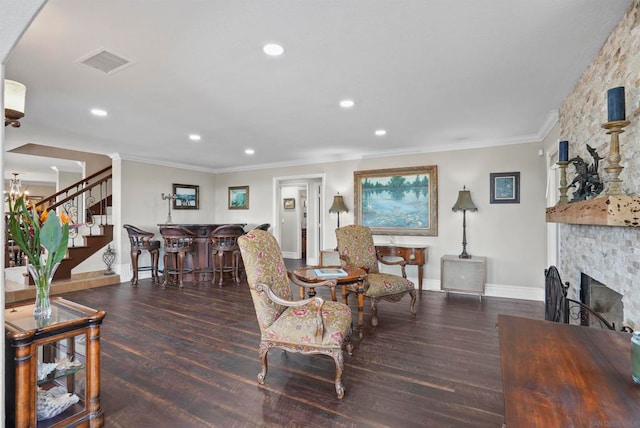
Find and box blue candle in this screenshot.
[559,140,569,162]
[607,86,625,122]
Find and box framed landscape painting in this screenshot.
[172,184,199,210]
[490,172,520,204]
[354,165,438,236]
[229,186,249,209]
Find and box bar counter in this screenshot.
[158,224,245,283]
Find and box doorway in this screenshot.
[273,174,325,265]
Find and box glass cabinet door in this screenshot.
[36,333,87,425]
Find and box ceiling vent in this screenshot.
[77,49,134,75]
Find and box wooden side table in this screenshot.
[440,255,486,298]
[5,297,106,427]
[292,266,368,338]
[376,245,428,293]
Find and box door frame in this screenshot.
[273,174,325,265]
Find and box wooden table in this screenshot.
[292,266,368,338]
[376,245,427,293]
[498,314,640,427]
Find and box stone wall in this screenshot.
[559,0,640,328]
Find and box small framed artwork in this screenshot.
[283,198,295,209]
[173,184,199,209]
[229,186,249,209]
[490,172,520,204]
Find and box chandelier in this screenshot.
[9,173,23,200]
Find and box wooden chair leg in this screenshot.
[177,252,185,289]
[211,250,220,286]
[331,348,345,399]
[162,253,169,289]
[217,252,225,286]
[151,249,160,284]
[130,249,141,286]
[370,298,379,327]
[409,290,417,316]
[258,342,269,384]
[233,252,241,284]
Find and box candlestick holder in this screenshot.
[161,193,177,224]
[602,120,630,195]
[557,161,569,204]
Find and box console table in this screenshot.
[376,245,428,293]
[498,314,640,427]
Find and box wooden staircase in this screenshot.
[56,224,114,280]
[33,166,114,283]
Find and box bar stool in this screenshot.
[159,226,195,289]
[210,224,245,286]
[123,224,160,286]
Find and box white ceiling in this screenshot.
[3,0,633,179]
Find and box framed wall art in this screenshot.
[283,198,295,209]
[490,172,520,204]
[354,165,438,236]
[173,184,199,209]
[228,185,249,209]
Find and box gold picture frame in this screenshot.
[228,186,249,209]
[283,198,295,209]
[354,165,438,236]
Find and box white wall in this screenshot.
[114,158,216,276]
[213,141,547,298]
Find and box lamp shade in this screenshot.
[4,80,26,114]
[329,194,349,213]
[452,186,477,212]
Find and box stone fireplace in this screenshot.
[579,272,624,329]
[559,223,640,329]
[552,0,640,329]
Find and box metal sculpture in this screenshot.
[568,144,603,201]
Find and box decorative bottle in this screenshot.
[631,331,640,384]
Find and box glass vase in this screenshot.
[28,263,60,319]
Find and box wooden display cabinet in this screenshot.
[5,297,106,427]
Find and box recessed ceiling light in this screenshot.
[245,148,255,155]
[189,134,201,141]
[263,43,284,56]
[375,129,387,136]
[339,99,355,108]
[90,108,108,117]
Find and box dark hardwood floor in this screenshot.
[57,265,543,427]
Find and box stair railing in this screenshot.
[5,165,113,271]
[37,165,112,247]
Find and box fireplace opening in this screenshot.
[580,273,623,329]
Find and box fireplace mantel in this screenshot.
[546,195,640,227]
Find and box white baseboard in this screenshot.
[485,283,544,301]
[415,277,543,301]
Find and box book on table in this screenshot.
[313,268,348,278]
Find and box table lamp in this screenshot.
[452,186,478,259]
[329,193,349,228]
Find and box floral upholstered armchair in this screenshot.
[238,230,353,399]
[335,225,417,327]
